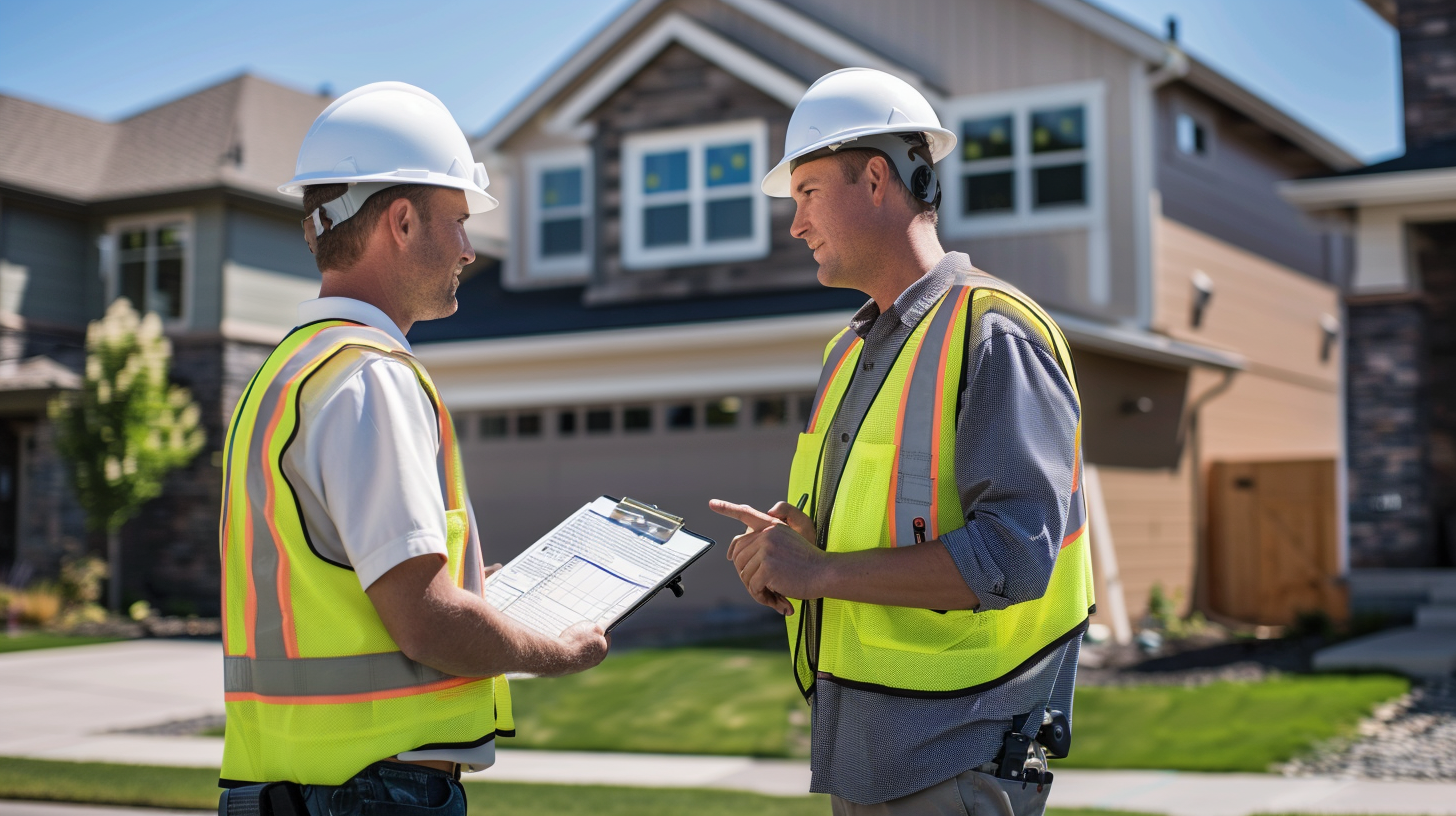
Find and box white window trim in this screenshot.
[621,119,770,270]
[940,81,1110,305]
[101,210,195,328]
[523,148,594,282]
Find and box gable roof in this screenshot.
[0,74,329,205]
[476,0,1360,172]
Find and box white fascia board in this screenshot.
[473,0,667,154]
[1279,166,1456,209]
[433,361,820,410]
[414,310,854,368]
[545,13,807,134]
[718,0,933,97]
[1032,0,1360,173]
[1053,311,1247,372]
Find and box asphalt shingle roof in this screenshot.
[0,74,329,204]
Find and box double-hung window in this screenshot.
[524,148,592,280]
[621,120,769,269]
[107,214,191,321]
[942,82,1104,236]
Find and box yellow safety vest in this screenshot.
[218,320,512,786]
[786,273,1094,700]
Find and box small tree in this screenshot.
[48,299,205,612]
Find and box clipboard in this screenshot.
[483,496,715,637]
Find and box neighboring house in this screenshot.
[0,74,332,613]
[1283,0,1456,621]
[412,0,1358,634]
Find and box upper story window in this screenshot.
[107,213,191,321]
[941,82,1104,238]
[1176,112,1210,158]
[621,120,769,270]
[524,148,593,281]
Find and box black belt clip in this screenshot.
[219,781,307,816]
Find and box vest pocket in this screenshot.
[848,601,981,655]
[826,440,896,554]
[787,432,826,512]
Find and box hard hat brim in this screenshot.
[278,172,499,213]
[761,124,957,198]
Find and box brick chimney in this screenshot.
[1399,0,1456,149]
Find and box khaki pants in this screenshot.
[830,768,1051,816]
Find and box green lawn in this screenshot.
[0,756,1152,816]
[499,648,1407,772]
[0,633,121,654]
[1062,674,1409,773]
[504,648,811,757]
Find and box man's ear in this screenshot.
[386,197,416,246]
[865,155,893,207]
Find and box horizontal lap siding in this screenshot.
[1093,461,1194,621]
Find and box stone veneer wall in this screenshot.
[1400,0,1456,150]
[13,331,273,615]
[1346,299,1432,567]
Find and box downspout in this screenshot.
[1181,368,1237,617]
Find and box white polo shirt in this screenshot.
[283,297,495,769]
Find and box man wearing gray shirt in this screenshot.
[711,69,1092,816]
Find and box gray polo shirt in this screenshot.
[808,252,1083,804]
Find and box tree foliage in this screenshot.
[48,299,205,533]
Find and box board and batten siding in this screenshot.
[0,205,96,327]
[220,207,321,343]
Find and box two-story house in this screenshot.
[410,0,1359,636]
[0,74,331,613]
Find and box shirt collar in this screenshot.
[848,252,973,338]
[296,297,413,353]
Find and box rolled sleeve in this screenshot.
[942,316,1079,611]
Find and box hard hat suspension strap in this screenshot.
[789,132,942,210]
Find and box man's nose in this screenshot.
[790,205,809,241]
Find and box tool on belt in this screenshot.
[992,709,1071,786]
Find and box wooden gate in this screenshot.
[1207,460,1345,625]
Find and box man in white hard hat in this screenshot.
[216,82,608,815]
[711,68,1092,816]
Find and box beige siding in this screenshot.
[1093,461,1195,622]
[1155,216,1341,462]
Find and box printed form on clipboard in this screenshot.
[484,497,715,638]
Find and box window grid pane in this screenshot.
[586,408,613,434]
[705,143,751,187]
[644,203,690,247]
[666,404,695,430]
[643,151,689,194]
[623,406,652,432]
[479,415,508,439]
[706,198,752,242]
[1031,106,1085,154]
[963,171,1015,215]
[962,115,1014,161]
[541,218,584,257]
[1033,163,1086,208]
[541,167,583,209]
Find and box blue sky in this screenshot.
[0,0,1401,163]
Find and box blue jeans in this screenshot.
[300,762,466,816]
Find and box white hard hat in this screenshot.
[762,68,956,197]
[279,81,498,215]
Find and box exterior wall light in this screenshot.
[1320,313,1340,363]
[1190,270,1214,328]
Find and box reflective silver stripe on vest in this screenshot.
[806,329,859,434]
[890,285,966,548]
[242,325,408,659]
[233,323,477,699]
[223,652,456,696]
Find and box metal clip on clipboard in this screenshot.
[609,498,689,598]
[609,497,684,542]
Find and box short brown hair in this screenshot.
[831,149,938,224]
[302,184,436,271]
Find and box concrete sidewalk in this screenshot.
[4,640,1456,815]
